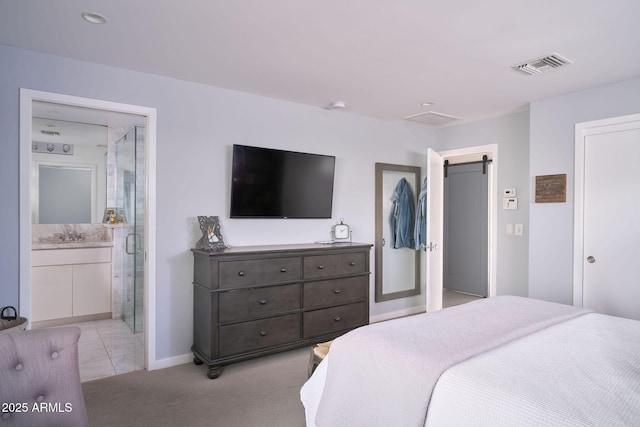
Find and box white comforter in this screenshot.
[301,296,640,426]
[426,312,640,426]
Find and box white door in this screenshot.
[426,148,444,311]
[575,114,640,320]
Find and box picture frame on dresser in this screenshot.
[197,215,225,251]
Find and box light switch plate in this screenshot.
[515,224,524,236]
[503,188,517,197]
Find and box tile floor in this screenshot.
[443,288,484,308]
[65,319,145,383]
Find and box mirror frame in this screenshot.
[375,163,421,302]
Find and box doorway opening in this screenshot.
[19,89,158,379]
[432,145,497,310]
[443,160,489,304]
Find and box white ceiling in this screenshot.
[3,1,640,126]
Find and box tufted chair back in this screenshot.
[0,327,88,427]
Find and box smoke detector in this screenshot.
[403,110,461,126]
[512,52,573,75]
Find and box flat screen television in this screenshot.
[230,144,336,218]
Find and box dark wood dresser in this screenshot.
[191,242,372,378]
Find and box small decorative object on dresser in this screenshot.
[197,215,225,250]
[190,242,372,379]
[332,218,351,242]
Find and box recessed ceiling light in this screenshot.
[421,102,434,107]
[82,12,107,24]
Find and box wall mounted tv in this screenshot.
[230,144,336,219]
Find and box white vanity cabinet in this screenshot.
[32,247,112,323]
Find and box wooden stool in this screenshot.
[308,340,333,377]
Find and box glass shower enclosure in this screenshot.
[116,126,145,333]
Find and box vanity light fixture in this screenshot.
[81,12,107,24]
[33,141,74,156]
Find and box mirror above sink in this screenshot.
[31,115,108,225]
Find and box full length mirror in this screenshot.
[31,108,108,224]
[375,163,422,302]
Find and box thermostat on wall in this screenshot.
[503,188,517,197]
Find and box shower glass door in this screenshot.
[116,126,145,333]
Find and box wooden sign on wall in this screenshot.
[535,174,567,203]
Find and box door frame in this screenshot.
[433,144,497,302]
[19,88,158,370]
[573,112,640,307]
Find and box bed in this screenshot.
[300,296,640,426]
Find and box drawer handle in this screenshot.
[259,330,268,337]
[317,265,325,270]
[333,289,341,294]
[349,261,356,266]
[238,271,245,277]
[259,299,268,305]
[334,316,341,322]
[280,268,287,273]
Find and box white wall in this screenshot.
[0,44,434,362]
[434,111,530,297]
[528,77,640,304]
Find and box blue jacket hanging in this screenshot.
[389,178,416,249]
[414,177,428,250]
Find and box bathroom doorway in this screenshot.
[19,89,158,377]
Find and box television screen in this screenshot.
[230,145,336,218]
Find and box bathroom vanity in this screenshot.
[31,225,113,327]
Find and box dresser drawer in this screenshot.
[219,260,262,289]
[262,257,301,283]
[336,252,367,276]
[219,314,301,357]
[303,254,338,278]
[303,276,367,310]
[303,302,368,339]
[304,252,367,279]
[219,284,301,323]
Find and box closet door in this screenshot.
[581,123,640,320]
[443,162,488,297]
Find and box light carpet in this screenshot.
[82,347,310,427]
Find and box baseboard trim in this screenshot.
[370,305,426,323]
[150,352,193,371]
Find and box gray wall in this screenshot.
[528,77,640,304]
[434,111,530,297]
[0,44,434,361]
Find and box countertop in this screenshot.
[32,241,114,250]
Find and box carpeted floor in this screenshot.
[82,347,310,427]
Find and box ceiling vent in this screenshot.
[512,52,573,75]
[403,111,461,126]
[40,130,61,136]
